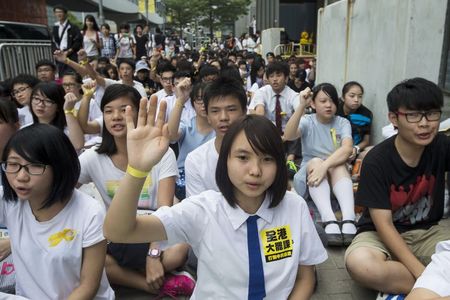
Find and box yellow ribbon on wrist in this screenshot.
[126,165,151,178]
[79,60,88,66]
[64,108,77,116]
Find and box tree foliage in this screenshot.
[165,0,251,35]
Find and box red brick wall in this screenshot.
[0,0,47,25]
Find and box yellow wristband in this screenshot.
[64,109,77,116]
[126,165,150,178]
[79,60,88,66]
[175,101,184,109]
[64,57,71,64]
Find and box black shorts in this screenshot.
[107,242,149,270]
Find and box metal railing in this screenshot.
[0,42,53,81]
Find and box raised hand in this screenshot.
[299,87,312,108]
[125,97,170,172]
[53,50,67,63]
[81,81,96,98]
[174,77,192,103]
[64,92,80,110]
[77,49,88,62]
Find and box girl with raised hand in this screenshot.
[0,124,114,299]
[104,100,327,299]
[284,83,356,247]
[29,82,85,151]
[77,84,192,296]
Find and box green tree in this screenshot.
[197,0,252,39]
[165,0,251,39]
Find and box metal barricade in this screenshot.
[0,42,53,81]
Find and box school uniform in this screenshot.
[153,190,328,299]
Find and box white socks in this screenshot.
[309,178,340,234]
[333,177,356,234]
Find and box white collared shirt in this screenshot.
[184,138,219,197]
[249,85,299,131]
[153,190,328,299]
[56,20,70,50]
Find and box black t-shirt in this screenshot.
[135,35,149,59]
[287,80,310,93]
[336,102,373,145]
[356,134,450,234]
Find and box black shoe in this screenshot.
[322,220,343,247]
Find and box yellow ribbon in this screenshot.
[48,229,77,247]
[330,128,338,149]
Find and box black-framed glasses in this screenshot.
[396,110,442,123]
[11,86,30,96]
[1,162,47,175]
[31,96,55,106]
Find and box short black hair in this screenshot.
[31,82,66,130]
[342,81,364,97]
[101,23,110,30]
[266,52,275,58]
[11,74,40,89]
[118,58,135,71]
[386,77,443,112]
[295,69,307,82]
[53,4,68,13]
[199,65,219,80]
[203,76,247,113]
[97,84,141,155]
[98,56,110,65]
[266,61,289,77]
[119,23,130,31]
[216,115,287,208]
[0,99,18,124]
[1,124,80,209]
[35,59,56,72]
[157,60,176,75]
[190,82,207,107]
[312,82,339,108]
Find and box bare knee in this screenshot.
[346,248,387,286]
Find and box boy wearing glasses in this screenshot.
[345,78,450,298]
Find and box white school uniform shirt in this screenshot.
[184,138,219,197]
[104,78,147,98]
[249,85,299,131]
[0,188,114,299]
[17,106,33,127]
[413,240,450,296]
[78,146,177,210]
[157,94,196,123]
[153,190,328,299]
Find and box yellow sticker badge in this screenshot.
[48,229,77,247]
[261,225,294,262]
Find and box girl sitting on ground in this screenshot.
[0,124,114,299]
[284,84,356,246]
[104,100,327,299]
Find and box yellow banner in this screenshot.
[139,0,156,14]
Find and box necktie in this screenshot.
[275,94,282,135]
[247,215,266,299]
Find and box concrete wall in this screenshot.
[0,0,47,25]
[316,0,448,142]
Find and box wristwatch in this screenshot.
[354,145,360,155]
[148,248,161,258]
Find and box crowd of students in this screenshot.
[0,6,449,300]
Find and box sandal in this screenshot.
[322,220,343,247]
[341,220,356,246]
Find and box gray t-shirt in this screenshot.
[293,114,352,197]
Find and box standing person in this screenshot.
[103,106,328,298]
[81,15,101,68]
[153,27,165,52]
[336,81,373,162]
[344,78,450,298]
[134,24,149,61]
[99,24,116,60]
[0,124,114,299]
[114,23,136,66]
[51,5,82,78]
[284,84,356,246]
